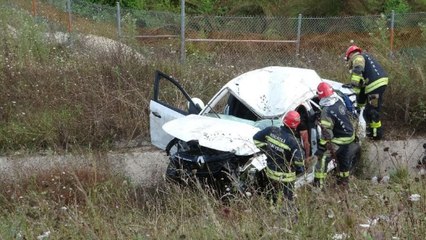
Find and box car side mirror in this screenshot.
[187,97,205,114]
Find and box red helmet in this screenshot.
[317,82,334,99]
[345,45,362,61]
[283,110,301,129]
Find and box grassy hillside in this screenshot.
[1,3,425,153]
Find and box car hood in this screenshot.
[162,114,260,156]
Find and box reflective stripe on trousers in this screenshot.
[265,167,296,183]
[314,155,328,179]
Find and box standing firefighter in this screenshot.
[345,45,388,140]
[253,111,304,211]
[314,82,356,189]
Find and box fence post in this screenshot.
[32,0,36,17]
[180,0,186,63]
[296,13,302,57]
[117,1,122,39]
[390,10,395,57]
[66,0,72,33]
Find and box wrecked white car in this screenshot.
[150,66,363,193]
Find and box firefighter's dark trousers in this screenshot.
[357,85,386,140]
[265,166,296,202]
[314,143,353,188]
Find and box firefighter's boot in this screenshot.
[369,121,383,140]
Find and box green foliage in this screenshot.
[80,0,426,15]
[297,0,344,16]
[0,108,81,151]
[84,0,180,11]
[389,166,410,184]
[0,7,51,64]
[71,0,116,22]
[85,0,143,8]
[384,0,411,13]
[186,0,228,15]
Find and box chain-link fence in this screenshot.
[11,0,426,65]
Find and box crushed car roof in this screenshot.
[224,66,322,118]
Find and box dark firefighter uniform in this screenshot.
[349,52,388,140]
[253,126,304,201]
[314,100,355,188]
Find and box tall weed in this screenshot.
[0,162,425,239]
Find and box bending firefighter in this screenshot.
[314,82,356,188]
[345,45,388,140]
[253,111,305,205]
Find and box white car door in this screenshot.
[149,71,202,150]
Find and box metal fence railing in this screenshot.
[16,0,426,64]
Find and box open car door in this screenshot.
[150,71,201,150]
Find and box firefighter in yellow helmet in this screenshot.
[345,45,388,140]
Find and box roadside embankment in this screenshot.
[364,138,426,179]
[0,139,424,185]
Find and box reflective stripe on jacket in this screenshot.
[350,53,388,94]
[319,100,355,146]
[253,126,304,171]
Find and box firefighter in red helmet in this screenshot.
[253,110,305,215]
[314,82,356,189]
[345,45,388,140]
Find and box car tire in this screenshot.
[165,138,180,156]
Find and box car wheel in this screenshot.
[165,138,180,156]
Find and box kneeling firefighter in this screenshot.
[253,111,305,204]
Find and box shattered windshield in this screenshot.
[202,90,281,130]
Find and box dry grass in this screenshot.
[0,162,425,239]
